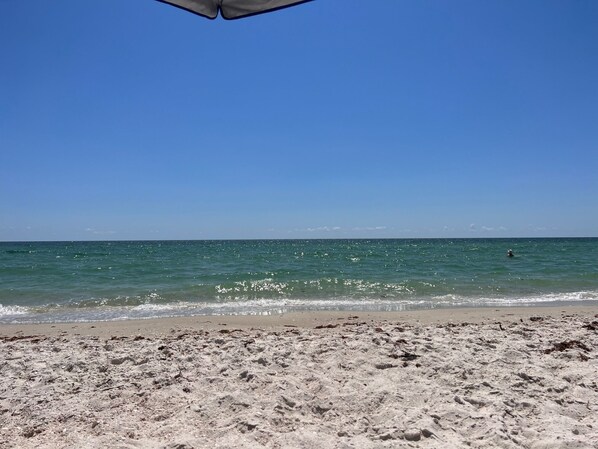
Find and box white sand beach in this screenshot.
[1,306,597,448]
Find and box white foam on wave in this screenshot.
[132,303,178,312]
[431,290,598,306]
[2,290,597,324]
[0,304,29,316]
[215,279,289,296]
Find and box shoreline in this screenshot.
[2,304,597,338]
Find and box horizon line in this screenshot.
[1,236,597,244]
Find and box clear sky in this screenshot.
[1,0,597,241]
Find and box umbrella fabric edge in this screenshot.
[220,0,314,20]
[155,0,314,20]
[155,0,218,20]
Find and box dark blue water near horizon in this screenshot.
[1,238,597,323]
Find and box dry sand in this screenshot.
[1,306,597,448]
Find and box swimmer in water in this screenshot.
[507,249,514,257]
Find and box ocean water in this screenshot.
[1,238,597,324]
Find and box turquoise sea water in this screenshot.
[1,239,597,323]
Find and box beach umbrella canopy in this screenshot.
[157,0,313,20]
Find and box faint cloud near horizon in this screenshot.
[469,224,508,233]
[305,226,342,233]
[481,226,507,232]
[352,226,387,232]
[293,226,389,234]
[85,228,116,236]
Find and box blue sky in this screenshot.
[1,0,597,240]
